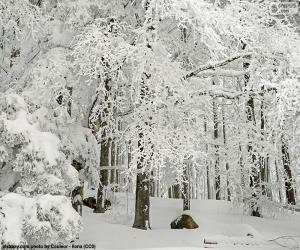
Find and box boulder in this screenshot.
[105,199,111,210]
[83,197,96,209]
[170,214,199,229]
[83,197,111,210]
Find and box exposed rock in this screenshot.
[170,214,199,229]
[105,199,111,210]
[83,197,111,210]
[83,197,96,209]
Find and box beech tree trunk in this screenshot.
[133,131,151,230]
[246,96,261,217]
[213,81,221,200]
[242,43,261,217]
[94,140,110,213]
[183,162,190,211]
[281,137,296,205]
[90,79,111,213]
[204,119,212,199]
[222,104,230,201]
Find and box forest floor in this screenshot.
[76,194,300,250]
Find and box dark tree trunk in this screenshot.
[259,98,270,198]
[222,105,230,201]
[94,140,110,213]
[168,183,181,199]
[242,42,261,217]
[71,185,84,216]
[90,79,111,213]
[133,131,151,230]
[183,162,190,211]
[212,81,220,200]
[281,137,296,205]
[204,120,212,199]
[275,160,283,203]
[246,96,261,217]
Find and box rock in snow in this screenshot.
[171,214,199,229]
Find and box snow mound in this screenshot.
[0,193,82,245]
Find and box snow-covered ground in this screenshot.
[77,195,300,250]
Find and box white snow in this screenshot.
[0,193,82,245]
[5,109,61,166]
[76,196,300,250]
[0,193,36,244]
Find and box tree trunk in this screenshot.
[222,104,230,201]
[183,162,190,211]
[242,43,261,217]
[204,119,212,199]
[133,131,151,230]
[213,81,221,200]
[94,140,110,213]
[71,184,83,216]
[91,79,111,213]
[246,96,261,217]
[259,98,270,199]
[281,137,296,205]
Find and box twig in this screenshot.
[0,62,8,74]
[269,235,300,249]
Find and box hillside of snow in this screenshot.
[77,195,300,250]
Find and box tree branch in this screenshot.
[185,52,253,79]
[195,69,249,77]
[0,63,8,74]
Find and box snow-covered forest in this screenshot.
[0,0,300,249]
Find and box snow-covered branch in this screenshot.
[195,69,249,77]
[185,52,253,79]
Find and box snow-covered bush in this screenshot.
[0,193,82,245]
[0,92,83,244]
[0,92,79,195]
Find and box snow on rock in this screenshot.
[0,193,82,245]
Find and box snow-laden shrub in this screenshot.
[0,93,83,244]
[0,92,79,195]
[0,193,82,245]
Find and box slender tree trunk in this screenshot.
[204,119,212,199]
[92,79,111,213]
[94,143,110,213]
[259,97,270,198]
[133,130,151,230]
[246,96,261,217]
[172,183,181,199]
[281,137,296,205]
[275,160,283,203]
[242,43,261,217]
[71,160,84,216]
[222,104,230,201]
[213,81,221,200]
[183,161,191,210]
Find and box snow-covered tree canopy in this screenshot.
[0,0,299,244]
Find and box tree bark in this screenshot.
[94,140,110,213]
[133,130,151,230]
[242,43,261,217]
[91,79,111,213]
[222,104,230,201]
[183,162,191,211]
[213,81,221,200]
[281,137,296,205]
[204,119,212,199]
